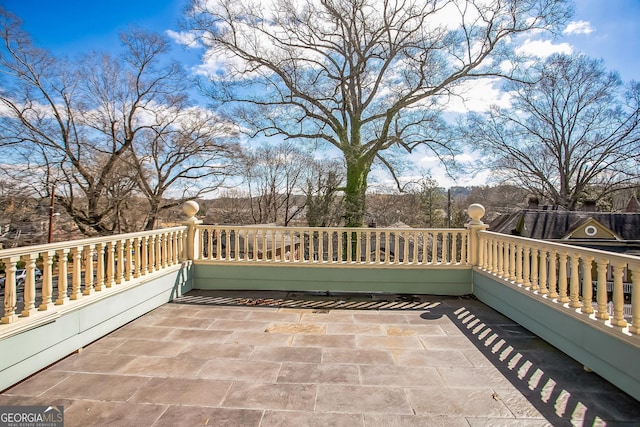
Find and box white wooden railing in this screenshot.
[478,230,640,335]
[195,225,470,266]
[1,227,187,327]
[2,201,637,339]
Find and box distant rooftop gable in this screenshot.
[489,210,640,242]
[626,194,640,212]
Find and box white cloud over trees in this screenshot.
[563,20,594,35]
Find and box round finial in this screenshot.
[183,200,199,219]
[467,203,485,225]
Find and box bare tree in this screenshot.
[365,184,445,228]
[465,54,640,210]
[0,11,237,235]
[128,107,240,230]
[364,192,412,227]
[0,11,131,235]
[185,0,570,226]
[242,141,313,225]
[205,189,254,224]
[305,159,344,227]
[464,184,529,218]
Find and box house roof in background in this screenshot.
[489,210,640,242]
[626,194,640,212]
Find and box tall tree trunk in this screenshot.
[343,156,372,227]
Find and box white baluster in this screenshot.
[431,232,437,264]
[163,232,169,267]
[155,234,162,270]
[140,236,149,274]
[529,245,539,291]
[441,232,449,265]
[95,243,105,290]
[515,243,523,284]
[548,250,558,298]
[83,244,95,295]
[69,247,83,299]
[39,251,55,310]
[133,237,141,276]
[569,253,581,308]
[508,241,517,282]
[20,255,38,316]
[56,255,71,307]
[116,239,126,280]
[581,256,594,314]
[557,251,569,303]
[451,232,458,265]
[628,264,640,334]
[1,257,19,323]
[611,262,628,327]
[538,249,548,295]
[490,236,497,273]
[105,242,116,288]
[595,258,610,320]
[498,240,506,278]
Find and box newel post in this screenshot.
[182,201,202,261]
[465,204,488,267]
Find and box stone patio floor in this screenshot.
[1,290,639,426]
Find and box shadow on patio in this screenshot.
[423,297,640,425]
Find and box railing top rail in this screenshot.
[479,230,640,263]
[197,224,467,233]
[0,225,188,258]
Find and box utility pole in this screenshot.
[447,188,451,228]
[447,188,452,261]
[48,185,55,243]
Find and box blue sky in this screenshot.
[566,0,640,82]
[1,0,184,55]
[2,0,639,82]
[1,0,639,188]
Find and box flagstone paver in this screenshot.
[1,290,639,426]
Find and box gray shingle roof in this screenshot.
[489,210,640,241]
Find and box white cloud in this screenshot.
[563,21,594,35]
[516,39,572,58]
[166,30,202,48]
[411,155,489,188]
[368,151,491,190]
[440,78,512,113]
